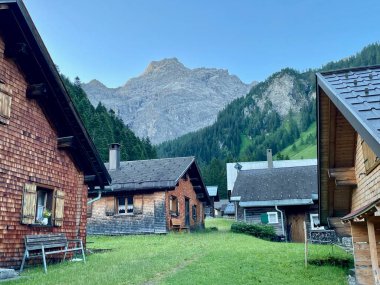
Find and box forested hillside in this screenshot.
[158,43,380,198]
[63,76,157,162]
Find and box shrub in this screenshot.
[231,222,277,241]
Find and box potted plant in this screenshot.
[42,209,51,225]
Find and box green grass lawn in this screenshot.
[6,218,351,285]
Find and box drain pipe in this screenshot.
[87,190,102,205]
[275,205,287,241]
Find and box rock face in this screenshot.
[82,58,254,144]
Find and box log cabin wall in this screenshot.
[87,192,166,235]
[0,36,88,268]
[352,135,380,210]
[165,177,205,230]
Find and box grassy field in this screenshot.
[276,122,317,159]
[6,219,351,285]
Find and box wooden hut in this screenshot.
[317,66,380,284]
[231,164,318,242]
[87,145,210,234]
[205,186,219,217]
[0,0,111,268]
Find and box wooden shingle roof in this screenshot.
[317,65,380,157]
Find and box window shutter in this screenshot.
[133,195,143,214]
[362,141,379,172]
[0,92,11,124]
[21,183,37,224]
[87,202,93,218]
[105,198,115,216]
[260,213,268,224]
[54,190,65,226]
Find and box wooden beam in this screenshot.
[84,175,97,183]
[328,167,355,179]
[196,193,204,199]
[26,83,48,99]
[335,180,357,187]
[57,136,75,149]
[190,178,199,183]
[367,220,380,285]
[328,101,337,216]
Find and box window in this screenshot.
[192,205,197,221]
[21,183,65,226]
[310,214,324,230]
[117,196,133,214]
[267,212,278,224]
[35,187,53,224]
[362,140,379,173]
[169,196,179,216]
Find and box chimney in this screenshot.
[109,143,121,170]
[267,149,273,169]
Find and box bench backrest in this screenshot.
[25,234,67,250]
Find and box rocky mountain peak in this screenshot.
[143,57,187,75]
[82,58,253,144]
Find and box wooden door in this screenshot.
[288,213,305,242]
[185,198,190,227]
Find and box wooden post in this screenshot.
[304,221,308,268]
[367,219,380,285]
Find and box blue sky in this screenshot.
[24,0,380,87]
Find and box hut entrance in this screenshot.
[288,213,305,242]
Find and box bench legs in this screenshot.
[63,245,68,262]
[80,240,86,263]
[19,250,28,273]
[41,246,47,274]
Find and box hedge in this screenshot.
[231,222,277,241]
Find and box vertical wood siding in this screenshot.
[87,192,166,235]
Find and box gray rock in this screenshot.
[0,268,18,280]
[82,58,255,144]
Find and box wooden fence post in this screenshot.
[304,221,308,268]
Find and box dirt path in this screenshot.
[141,254,202,285]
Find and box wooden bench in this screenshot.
[20,233,86,273]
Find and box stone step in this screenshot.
[0,268,18,280]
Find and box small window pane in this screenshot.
[127,197,133,213]
[118,197,126,214]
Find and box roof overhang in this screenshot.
[239,199,314,207]
[341,198,380,223]
[0,0,111,187]
[317,68,380,158]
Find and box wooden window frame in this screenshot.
[267,212,278,224]
[192,205,197,221]
[35,186,54,225]
[170,195,179,216]
[116,196,134,215]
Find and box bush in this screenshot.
[231,222,277,241]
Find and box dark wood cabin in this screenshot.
[317,66,380,285]
[231,165,318,242]
[205,186,219,217]
[0,0,111,268]
[87,145,210,234]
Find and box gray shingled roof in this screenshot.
[224,203,235,215]
[232,165,317,207]
[317,66,380,157]
[103,157,195,190]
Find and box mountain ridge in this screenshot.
[82,58,255,144]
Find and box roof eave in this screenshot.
[316,72,380,158]
[239,199,315,207]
